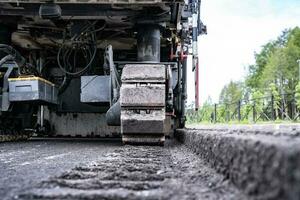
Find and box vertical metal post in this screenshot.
[296,59,300,119]
[214,103,217,123]
[253,102,256,122]
[281,99,284,120]
[195,61,199,110]
[297,59,300,81]
[181,59,187,127]
[291,96,295,121]
[238,100,241,122]
[191,0,199,110]
[271,95,275,121]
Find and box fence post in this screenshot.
[225,105,229,122]
[214,104,217,123]
[292,94,296,121]
[281,99,284,120]
[238,100,241,122]
[253,102,256,122]
[271,95,275,121]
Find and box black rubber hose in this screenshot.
[57,29,97,77]
[0,44,25,67]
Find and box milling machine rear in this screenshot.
[0,0,206,145]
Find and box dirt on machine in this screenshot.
[0,0,206,145]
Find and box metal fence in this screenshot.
[187,93,300,123]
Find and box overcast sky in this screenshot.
[186,0,300,106]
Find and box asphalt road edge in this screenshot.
[176,126,300,200]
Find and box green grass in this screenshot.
[186,119,300,125]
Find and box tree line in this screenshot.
[188,27,300,123]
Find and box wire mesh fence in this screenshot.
[186,93,300,124]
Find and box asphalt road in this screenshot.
[0,138,121,200]
[0,138,247,200]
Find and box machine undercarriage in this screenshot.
[0,0,206,145]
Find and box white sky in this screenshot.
[186,0,300,106]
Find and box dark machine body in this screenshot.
[0,0,206,144]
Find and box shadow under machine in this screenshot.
[0,0,206,145]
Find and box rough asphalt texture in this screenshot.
[0,139,247,200]
[177,124,300,200]
[0,139,120,200]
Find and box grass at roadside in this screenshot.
[186,120,300,126]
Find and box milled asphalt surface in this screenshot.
[0,138,247,200]
[179,124,300,200]
[0,139,121,200]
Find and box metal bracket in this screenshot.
[104,45,120,106]
[1,62,16,111]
